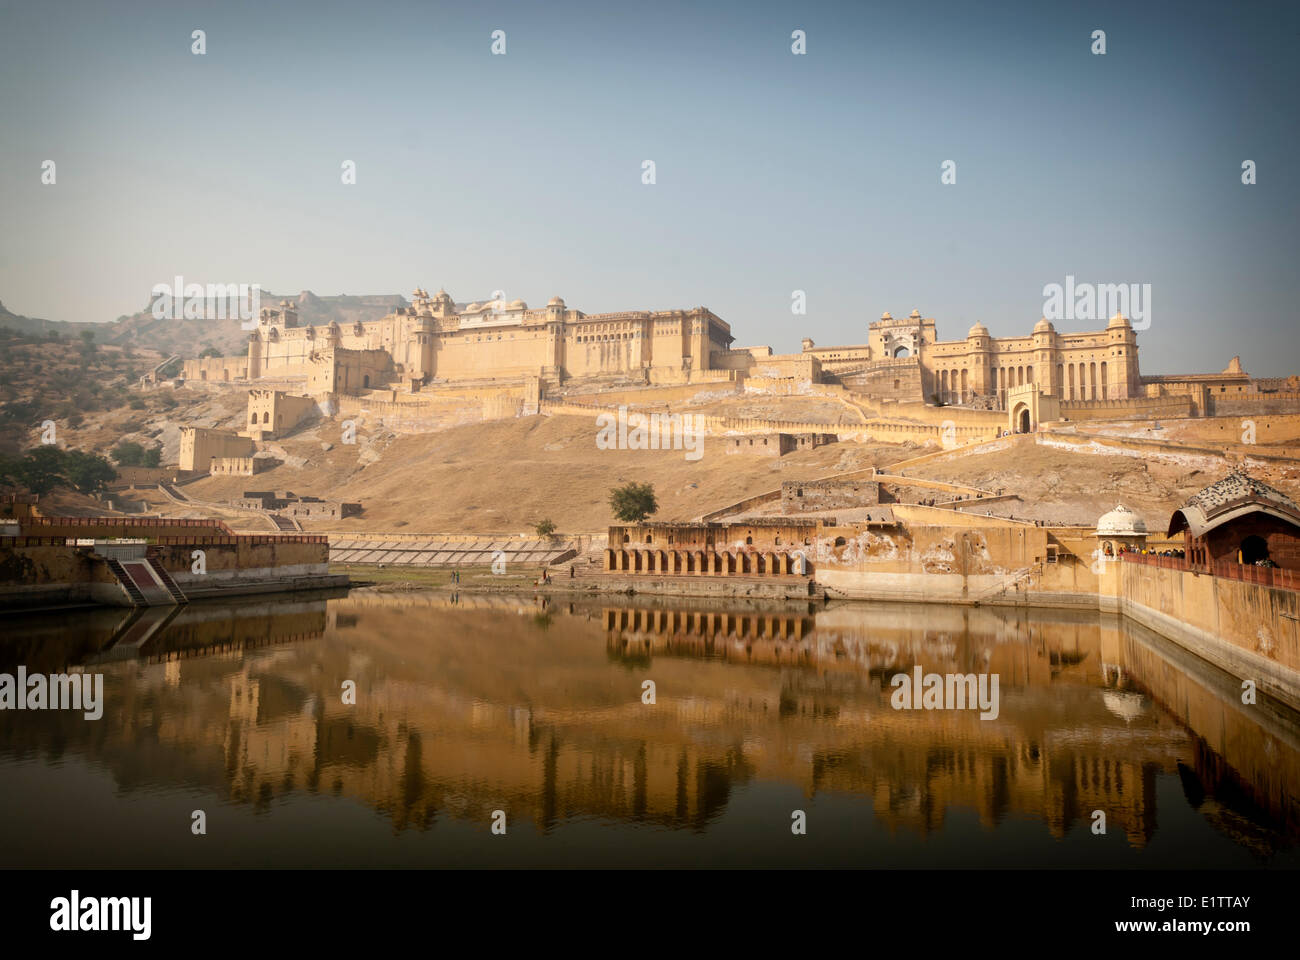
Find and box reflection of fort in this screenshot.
[2,593,1297,859]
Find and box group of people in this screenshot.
[1111,544,1186,558]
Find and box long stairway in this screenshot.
[104,556,184,607]
[104,557,147,605]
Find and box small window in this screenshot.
[1046,546,1059,563]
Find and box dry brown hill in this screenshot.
[182,413,912,534]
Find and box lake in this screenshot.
[1,589,1297,868]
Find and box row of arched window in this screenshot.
[935,360,1113,404]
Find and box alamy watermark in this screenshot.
[150,276,261,329]
[890,666,999,720]
[0,667,103,720]
[50,891,150,940]
[1042,274,1151,330]
[596,405,704,461]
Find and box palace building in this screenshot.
[184,289,735,391]
[180,285,1279,435]
[803,309,1142,407]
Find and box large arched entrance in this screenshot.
[1011,403,1032,434]
[1240,535,1269,565]
[893,346,910,358]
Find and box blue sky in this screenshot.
[1,0,1296,374]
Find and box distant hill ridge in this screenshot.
[0,291,409,357]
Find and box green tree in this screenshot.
[0,447,116,495]
[111,441,146,466]
[609,481,658,523]
[535,518,556,538]
[4,447,68,495]
[198,346,221,358]
[141,446,161,468]
[62,450,116,493]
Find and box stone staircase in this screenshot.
[104,557,147,605]
[104,556,185,607]
[150,562,189,604]
[269,513,301,532]
[970,564,1040,605]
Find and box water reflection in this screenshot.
[1,591,1297,867]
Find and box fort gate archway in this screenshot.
[1005,383,1060,436]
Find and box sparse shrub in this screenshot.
[536,518,557,538]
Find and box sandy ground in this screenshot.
[174,413,914,534]
[910,436,1300,530]
[48,383,1299,538]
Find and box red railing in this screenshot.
[22,516,235,533]
[2,534,327,547]
[149,535,328,545]
[1119,552,1190,572]
[1121,551,1300,591]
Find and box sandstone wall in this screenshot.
[1212,391,1300,417]
[1103,560,1300,709]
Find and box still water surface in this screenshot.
[2,589,1298,868]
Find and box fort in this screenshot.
[177,288,1289,445]
[20,282,1300,710]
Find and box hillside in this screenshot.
[0,328,170,455]
[4,321,1296,537]
[0,290,409,358]
[177,413,909,533]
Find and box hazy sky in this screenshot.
[1,0,1296,375]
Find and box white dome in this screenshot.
[464,302,481,313]
[1095,503,1147,536]
[508,299,526,309]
